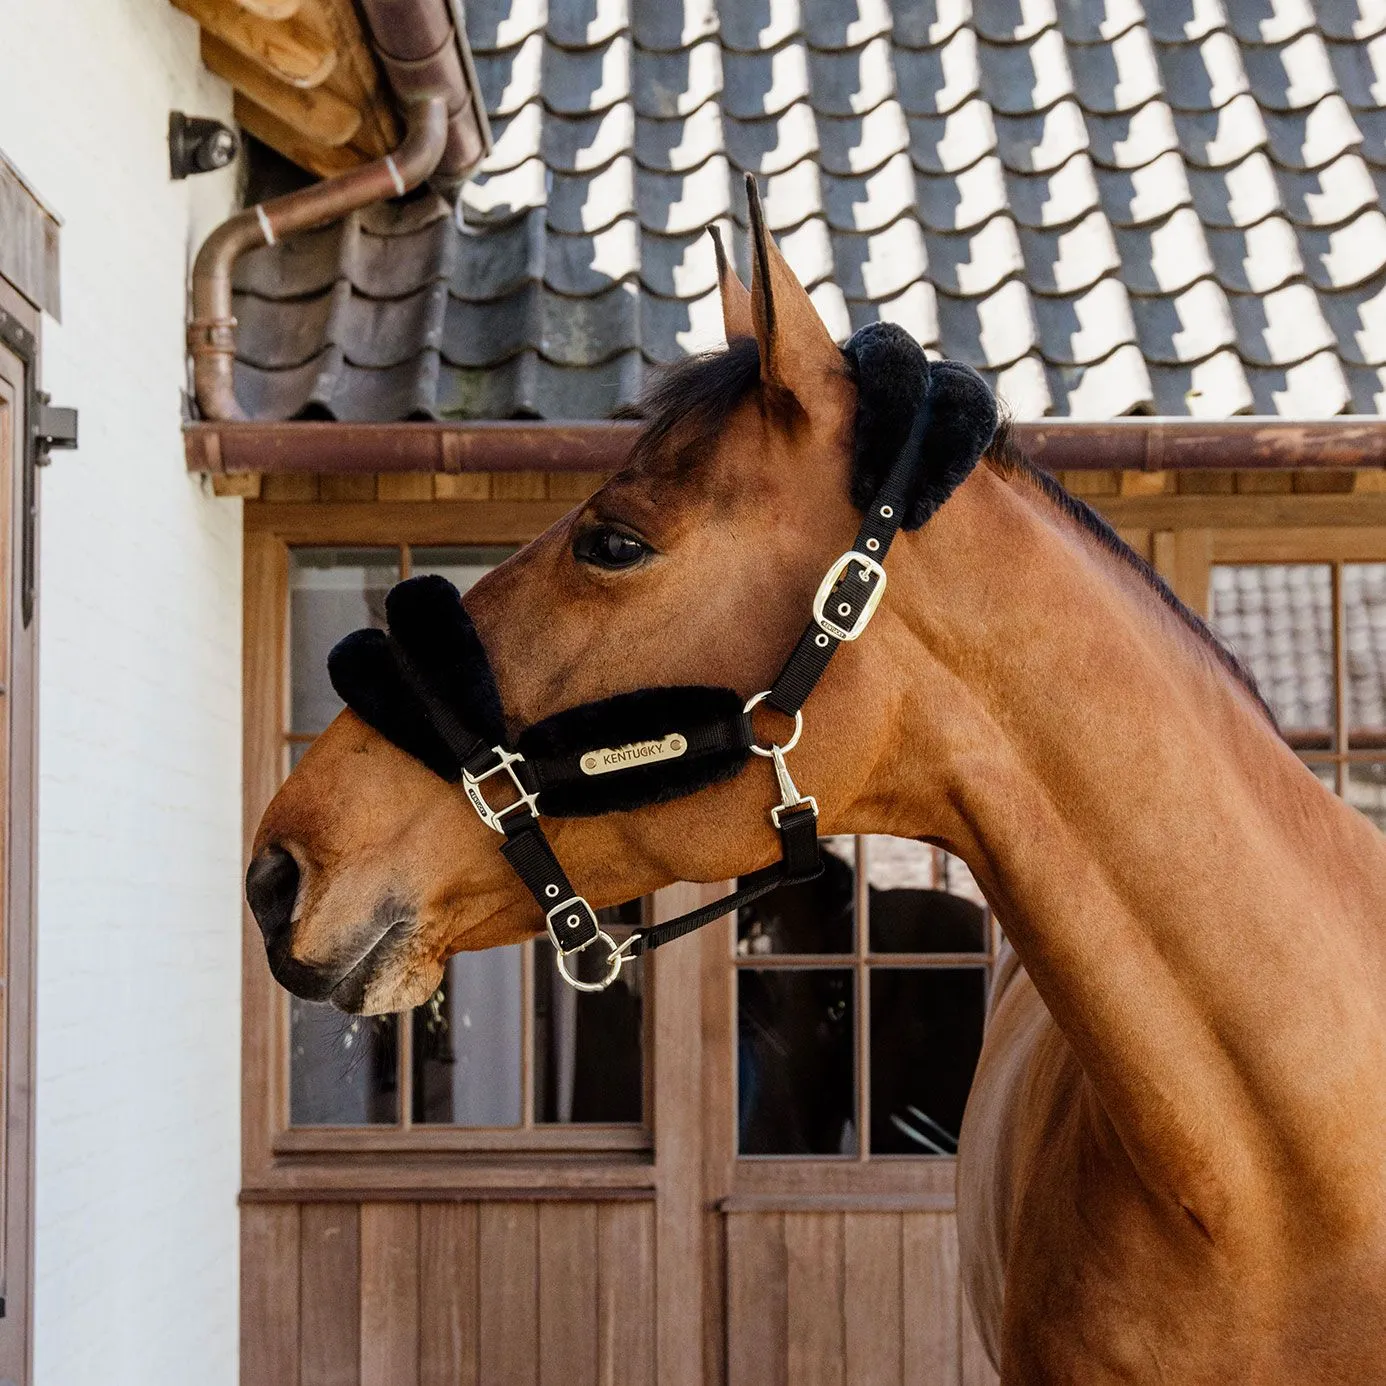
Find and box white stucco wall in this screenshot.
[0,2,242,1382]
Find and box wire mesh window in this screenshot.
[283,545,647,1140]
[1210,562,1386,832]
[735,836,995,1159]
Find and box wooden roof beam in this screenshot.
[203,32,360,146]
[173,0,337,88]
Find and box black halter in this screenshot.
[327,336,997,991]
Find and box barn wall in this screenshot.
[0,3,243,1382]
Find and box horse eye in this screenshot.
[574,525,651,571]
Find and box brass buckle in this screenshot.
[462,747,538,833]
[812,551,887,642]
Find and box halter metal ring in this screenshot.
[743,690,803,757]
[555,928,627,993]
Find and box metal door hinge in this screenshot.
[32,393,76,463]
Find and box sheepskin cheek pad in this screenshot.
[843,322,999,529]
[327,626,465,782]
[327,573,507,783]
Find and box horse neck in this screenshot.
[869,460,1386,1224]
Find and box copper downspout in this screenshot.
[188,95,449,421]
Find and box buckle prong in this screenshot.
[812,551,887,642]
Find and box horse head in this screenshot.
[247,177,998,1014]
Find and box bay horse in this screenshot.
[247,186,1386,1380]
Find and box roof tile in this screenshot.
[1171,92,1268,167]
[1241,32,1339,111]
[927,215,1023,294]
[1148,348,1254,415]
[977,30,1075,115]
[1261,94,1363,169]
[891,0,973,49]
[820,103,911,174]
[1070,27,1164,113]
[232,0,1386,420]
[1204,214,1304,293]
[723,103,819,172]
[1317,0,1386,44]
[1245,348,1352,413]
[936,276,1038,364]
[1141,0,1227,45]
[1045,342,1153,416]
[1116,205,1217,293]
[1130,275,1236,361]
[908,99,999,172]
[1227,0,1317,48]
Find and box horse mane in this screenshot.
[619,345,1272,722]
[983,420,1272,721]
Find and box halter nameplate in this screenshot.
[580,733,688,776]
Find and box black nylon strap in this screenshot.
[499,815,600,951]
[766,379,935,716]
[626,804,822,955]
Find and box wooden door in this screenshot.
[0,326,34,1385]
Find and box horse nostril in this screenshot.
[246,846,301,947]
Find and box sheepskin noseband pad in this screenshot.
[517,685,752,818]
[843,322,998,530]
[328,573,754,817]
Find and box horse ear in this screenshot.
[708,224,753,342]
[746,174,841,412]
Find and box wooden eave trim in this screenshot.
[185,417,1386,477]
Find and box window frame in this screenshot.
[0,284,39,1384]
[242,501,701,1198]
[732,836,999,1166]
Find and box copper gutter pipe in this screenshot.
[184,417,1386,476]
[188,95,449,421]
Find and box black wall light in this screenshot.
[169,112,239,180]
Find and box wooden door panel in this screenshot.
[0,334,29,1386]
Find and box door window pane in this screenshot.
[410,545,516,593]
[289,548,399,734]
[533,903,644,1124]
[413,946,523,1126]
[864,837,989,953]
[1345,564,1386,750]
[869,968,986,1155]
[736,837,854,955]
[290,1003,399,1125]
[738,968,856,1155]
[1210,564,1335,749]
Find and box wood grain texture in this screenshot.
[360,1202,420,1386]
[376,473,435,503]
[597,1202,655,1386]
[419,1202,478,1386]
[479,1202,539,1386]
[1152,529,1212,617]
[242,1203,301,1386]
[901,1213,960,1386]
[539,1203,598,1386]
[785,1213,845,1386]
[726,1213,787,1386]
[652,886,706,1386]
[300,1203,360,1386]
[844,1214,903,1386]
